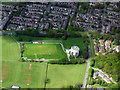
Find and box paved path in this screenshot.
[82,44,91,88]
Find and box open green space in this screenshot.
[46,63,87,88]
[13,35,88,59]
[2,35,87,88]
[2,35,20,61]
[2,35,47,88]
[2,61,47,88]
[23,43,67,60]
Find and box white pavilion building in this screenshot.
[66,46,80,58]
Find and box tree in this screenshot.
[75,83,82,89]
[46,30,55,38]
[82,50,88,59]
[114,33,120,45]
[90,59,95,67]
[61,35,67,40]
[18,38,23,41]
[88,67,92,77]
[89,78,95,85]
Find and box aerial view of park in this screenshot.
[1,1,120,89]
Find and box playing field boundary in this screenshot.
[20,41,69,61]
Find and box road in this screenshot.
[101,2,107,34]
[82,44,91,88]
[39,3,51,33]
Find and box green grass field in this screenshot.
[23,43,67,60]
[2,35,87,88]
[2,61,47,88]
[2,35,47,88]
[14,35,88,58]
[2,35,20,61]
[46,63,87,88]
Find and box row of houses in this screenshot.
[7,24,27,31]
[1,4,14,30]
[6,3,48,31]
[50,6,76,16]
[25,4,47,16]
[39,3,77,31]
[2,4,14,11]
[57,2,78,9]
[72,20,100,31]
[103,2,120,33]
[94,39,120,55]
[72,10,101,31]
[48,4,76,30]
[10,16,39,29]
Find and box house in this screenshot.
[95,44,99,55]
[33,41,42,44]
[99,40,106,54]
[93,72,111,83]
[113,45,120,52]
[105,40,112,50]
[38,41,42,44]
[93,72,99,79]
[102,24,111,33]
[11,85,20,89]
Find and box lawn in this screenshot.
[63,38,88,57]
[89,36,95,58]
[46,63,87,88]
[2,61,47,88]
[2,35,20,61]
[23,43,67,60]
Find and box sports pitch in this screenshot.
[23,43,67,60]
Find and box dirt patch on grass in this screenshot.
[29,64,32,70]
[26,64,32,85]
[2,62,8,81]
[26,74,31,85]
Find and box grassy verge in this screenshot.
[89,36,95,58]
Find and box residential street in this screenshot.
[39,3,51,33]
[82,44,91,88]
[101,2,107,34]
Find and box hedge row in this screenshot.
[48,58,86,64]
